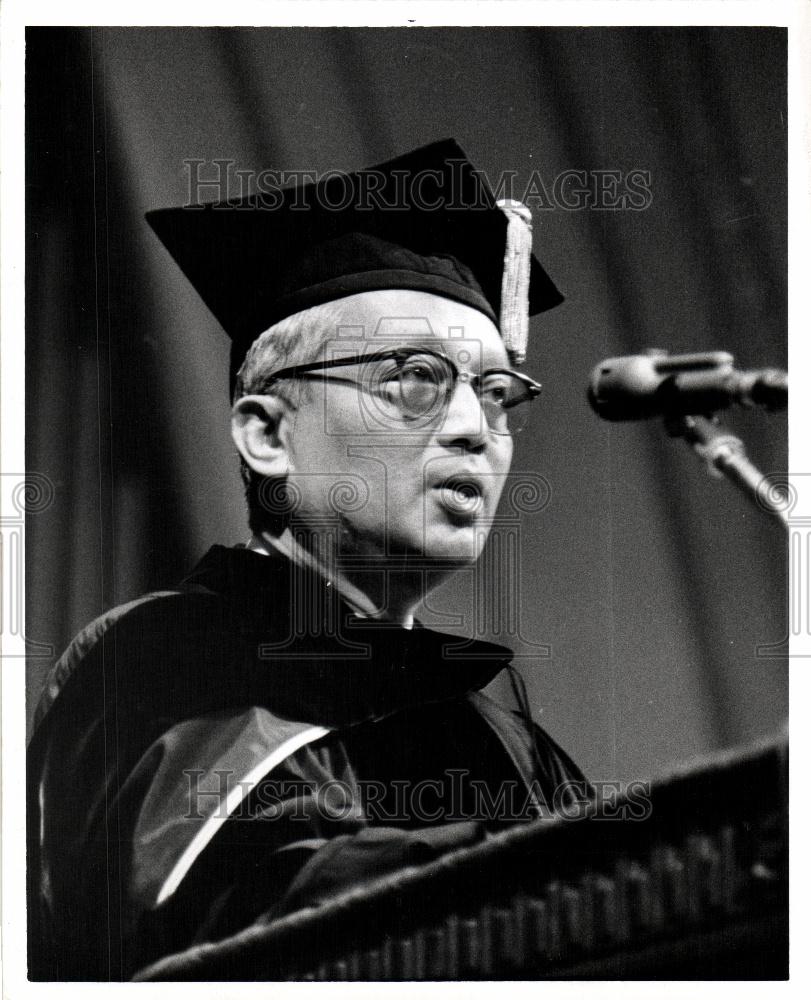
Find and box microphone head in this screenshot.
[587,350,742,421]
[587,353,669,421]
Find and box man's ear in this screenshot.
[231,395,292,478]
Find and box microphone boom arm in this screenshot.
[666,413,790,529]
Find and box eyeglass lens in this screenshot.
[373,351,534,435]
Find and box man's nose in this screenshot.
[435,376,489,450]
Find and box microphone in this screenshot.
[588,350,788,422]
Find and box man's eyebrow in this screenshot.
[361,341,444,357]
[359,340,512,372]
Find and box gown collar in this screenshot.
[177,544,514,726]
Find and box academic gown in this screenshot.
[27,544,587,981]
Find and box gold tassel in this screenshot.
[496,199,533,366]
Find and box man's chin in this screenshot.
[335,519,490,566]
[416,524,489,567]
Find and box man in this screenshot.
[27,140,587,980]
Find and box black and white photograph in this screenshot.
[2,4,802,989]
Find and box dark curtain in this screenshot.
[25,27,787,781]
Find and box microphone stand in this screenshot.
[665,413,790,529]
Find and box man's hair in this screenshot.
[233,299,352,535]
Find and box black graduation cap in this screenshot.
[145,139,563,390]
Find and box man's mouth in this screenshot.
[434,476,485,517]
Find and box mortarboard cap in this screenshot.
[145,139,564,391]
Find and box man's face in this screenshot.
[281,289,515,567]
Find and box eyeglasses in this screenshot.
[258,347,542,435]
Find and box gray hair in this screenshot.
[234,299,355,400]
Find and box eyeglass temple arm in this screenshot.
[264,349,407,384]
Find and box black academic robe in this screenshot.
[27,544,586,981]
